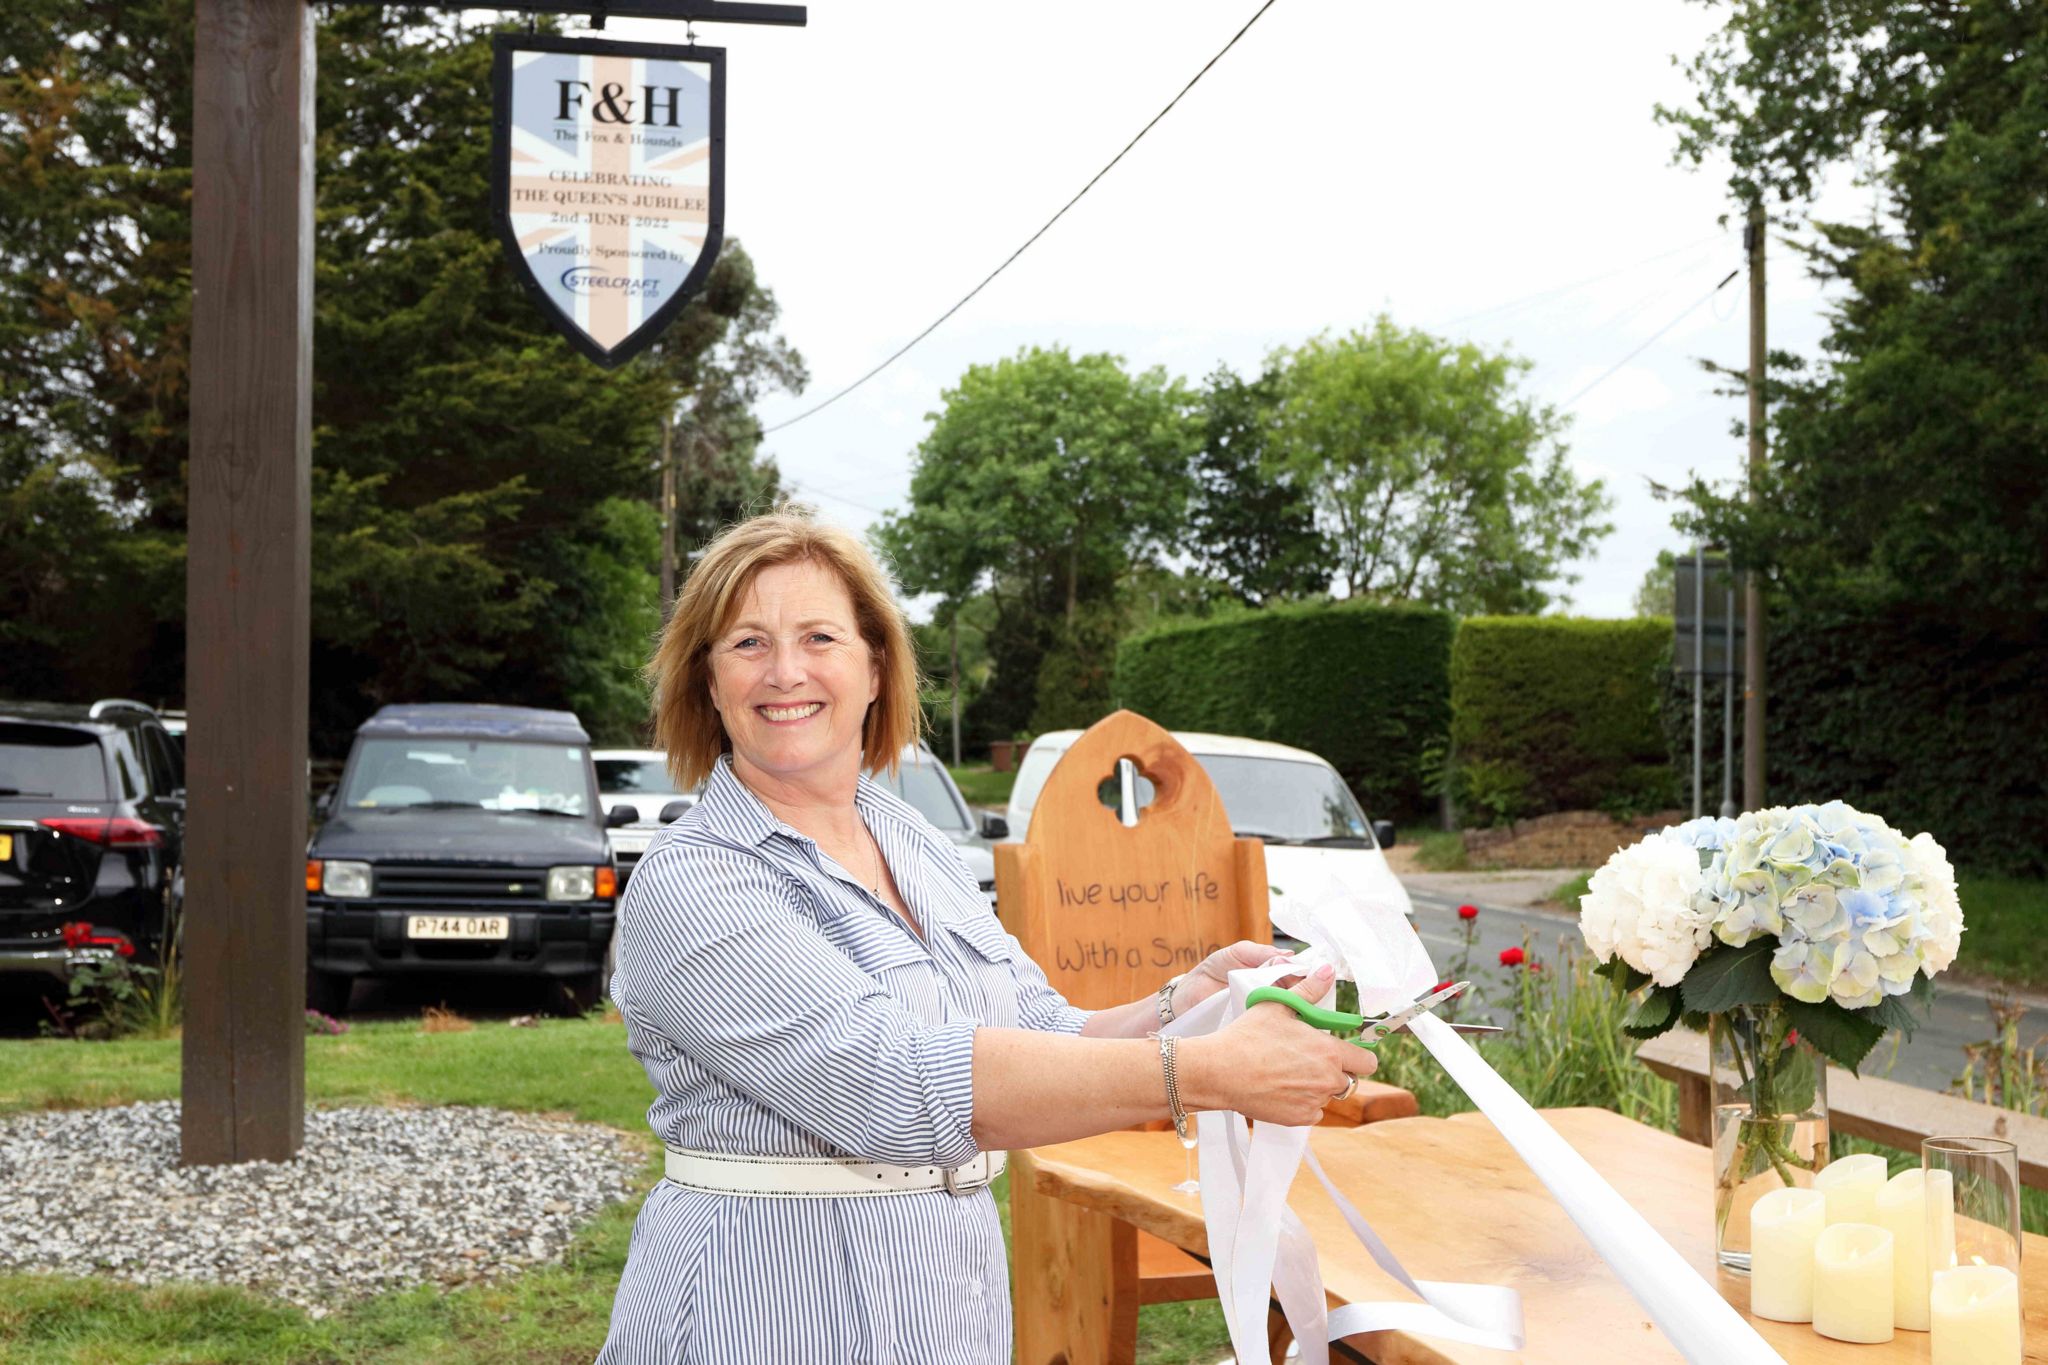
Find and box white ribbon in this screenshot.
[1164,879,1785,1364]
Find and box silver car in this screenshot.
[871,743,1005,906]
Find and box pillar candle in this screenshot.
[1929,1265,2021,1365]
[1814,1152,1887,1225]
[1874,1169,1934,1330]
[1812,1222,1894,1344]
[1748,1187,1826,1322]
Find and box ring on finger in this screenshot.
[1333,1074,1358,1102]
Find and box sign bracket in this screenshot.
[321,1,807,26]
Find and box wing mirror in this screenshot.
[978,812,1010,841]
[658,798,694,823]
[1372,819,1397,849]
[605,805,640,828]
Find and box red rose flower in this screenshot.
[1498,946,1526,967]
[1457,904,1479,920]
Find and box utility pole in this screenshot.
[659,409,677,613]
[1742,201,1768,808]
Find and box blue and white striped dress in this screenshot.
[597,756,1089,1364]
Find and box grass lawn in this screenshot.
[1953,871,2047,991]
[948,763,1017,809]
[0,1013,1230,1365]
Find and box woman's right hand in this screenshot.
[1181,965,1377,1127]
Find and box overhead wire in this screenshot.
[1559,268,1740,411]
[760,0,1284,436]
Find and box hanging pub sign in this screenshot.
[491,33,724,368]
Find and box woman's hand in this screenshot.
[1179,965,1375,1128]
[1171,940,1307,1014]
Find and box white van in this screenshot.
[1005,730,1414,921]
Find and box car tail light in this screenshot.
[306,860,322,893]
[39,816,163,847]
[59,921,136,957]
[595,866,617,900]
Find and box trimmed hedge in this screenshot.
[1450,617,1677,824]
[1659,600,2047,877]
[1113,601,1454,821]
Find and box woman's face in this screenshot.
[707,559,880,791]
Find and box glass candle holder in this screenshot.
[1922,1136,2022,1365]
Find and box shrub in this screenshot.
[1657,598,2048,877]
[1114,601,1454,821]
[1449,616,1677,825]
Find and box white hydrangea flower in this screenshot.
[1904,831,1964,974]
[1579,833,1711,987]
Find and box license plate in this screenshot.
[0,834,11,861]
[407,915,508,941]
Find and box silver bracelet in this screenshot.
[1156,973,1185,1027]
[1158,1035,1190,1142]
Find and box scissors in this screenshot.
[1243,980,1501,1051]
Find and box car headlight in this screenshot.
[322,860,372,898]
[546,865,597,901]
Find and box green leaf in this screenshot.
[1782,999,1888,1075]
[1679,939,1780,1014]
[1592,957,1650,993]
[1754,1040,1817,1117]
[1622,985,1682,1040]
[1869,988,1931,1038]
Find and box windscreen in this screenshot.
[340,738,590,814]
[0,725,108,799]
[876,758,968,832]
[1195,755,1372,843]
[595,758,677,796]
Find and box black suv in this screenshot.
[305,703,626,1015]
[0,700,186,984]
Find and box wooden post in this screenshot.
[182,0,315,1166]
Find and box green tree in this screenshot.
[1188,364,1335,605]
[1658,1,2048,630]
[874,346,1197,737]
[1633,549,1679,620]
[1267,317,1612,614]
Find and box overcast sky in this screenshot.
[578,0,1862,619]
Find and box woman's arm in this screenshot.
[970,965,1370,1150]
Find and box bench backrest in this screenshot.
[1636,1029,2048,1190]
[995,709,1269,1009]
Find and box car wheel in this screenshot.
[306,967,353,1017]
[552,970,603,1017]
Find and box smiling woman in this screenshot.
[597,507,1371,1364]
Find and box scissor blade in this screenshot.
[1361,980,1469,1041]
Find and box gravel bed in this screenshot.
[0,1101,646,1315]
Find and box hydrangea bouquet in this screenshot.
[1577,802,1964,1263]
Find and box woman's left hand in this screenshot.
[1173,941,1319,1013]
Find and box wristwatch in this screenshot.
[1156,973,1186,1027]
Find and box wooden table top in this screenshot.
[1027,1107,2047,1364]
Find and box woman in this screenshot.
[598,510,1371,1364]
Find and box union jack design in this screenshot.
[492,36,724,367]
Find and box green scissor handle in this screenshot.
[1244,985,1380,1051]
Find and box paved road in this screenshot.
[1401,876,2043,1095]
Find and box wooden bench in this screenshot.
[1002,710,1418,1365]
[1636,1028,2048,1188]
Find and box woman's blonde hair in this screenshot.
[650,508,923,790]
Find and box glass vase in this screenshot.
[1710,1005,1831,1271]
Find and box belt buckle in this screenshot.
[941,1155,981,1196]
